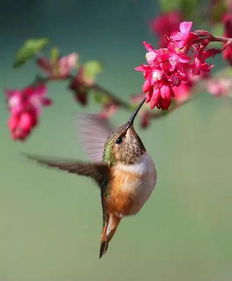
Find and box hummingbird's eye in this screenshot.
[116,136,123,144]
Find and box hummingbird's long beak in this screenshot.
[127,97,146,129]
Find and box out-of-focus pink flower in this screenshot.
[136,21,220,110]
[37,53,78,79]
[139,111,152,128]
[69,67,94,106]
[223,46,232,65]
[224,9,232,27]
[225,0,232,10]
[151,11,183,47]
[206,77,232,97]
[5,84,51,140]
[99,101,119,119]
[223,13,232,65]
[173,82,193,102]
[130,93,145,104]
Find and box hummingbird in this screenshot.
[26,98,157,258]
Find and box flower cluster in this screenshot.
[37,53,78,79]
[99,100,119,119]
[136,21,219,110]
[6,48,106,140]
[4,11,232,142]
[5,85,51,140]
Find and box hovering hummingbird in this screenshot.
[26,98,157,258]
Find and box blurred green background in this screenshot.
[1,1,232,280]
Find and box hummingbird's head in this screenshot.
[103,98,146,166]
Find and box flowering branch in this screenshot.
[5,8,232,141]
[32,73,131,109]
[32,72,195,119]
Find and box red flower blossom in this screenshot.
[136,21,219,110]
[223,13,232,65]
[140,111,152,128]
[191,43,215,75]
[135,41,188,109]
[5,85,51,140]
[151,11,183,47]
[99,101,119,119]
[37,53,78,79]
[170,21,198,49]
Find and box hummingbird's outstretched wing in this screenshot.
[25,154,109,187]
[77,113,113,162]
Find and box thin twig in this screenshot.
[91,84,130,109]
[31,73,198,122]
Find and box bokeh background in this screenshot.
[1,1,232,280]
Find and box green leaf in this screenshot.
[13,38,50,68]
[158,0,182,12]
[211,1,226,24]
[83,60,103,80]
[210,23,223,40]
[50,47,60,62]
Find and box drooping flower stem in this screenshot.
[209,35,232,44]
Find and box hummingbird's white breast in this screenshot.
[117,152,156,175]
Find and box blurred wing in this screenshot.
[77,113,113,162]
[25,154,109,187]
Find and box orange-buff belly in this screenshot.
[105,168,156,217]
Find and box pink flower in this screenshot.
[150,11,183,47]
[130,93,145,104]
[146,84,174,110]
[8,111,37,140]
[170,21,197,49]
[140,111,151,128]
[223,13,232,38]
[191,44,214,75]
[223,13,232,65]
[223,46,232,65]
[99,101,119,119]
[5,84,51,140]
[225,0,232,10]
[206,77,232,97]
[136,21,220,110]
[37,53,78,79]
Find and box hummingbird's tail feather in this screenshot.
[99,239,108,259]
[99,214,121,259]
